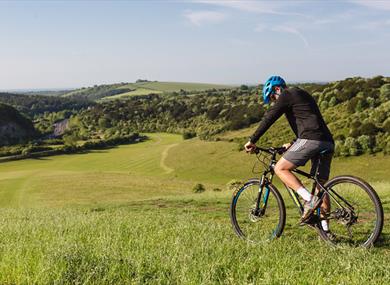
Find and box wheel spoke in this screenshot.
[231,182,285,243]
[321,176,383,247]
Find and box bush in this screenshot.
[383,118,390,133]
[226,180,243,191]
[212,188,222,192]
[357,135,373,153]
[379,83,390,102]
[192,183,206,193]
[328,97,337,107]
[183,131,196,140]
[347,97,359,113]
[360,122,378,136]
[334,140,344,157]
[344,137,361,156]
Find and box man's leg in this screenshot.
[277,139,325,222]
[274,158,313,202]
[311,152,334,232]
[274,157,301,190]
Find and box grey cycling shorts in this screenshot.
[283,139,335,181]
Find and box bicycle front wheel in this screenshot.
[230,180,286,243]
[319,175,384,247]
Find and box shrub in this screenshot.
[328,97,337,107]
[320,101,328,111]
[379,83,390,102]
[183,131,196,140]
[347,97,359,113]
[357,135,374,153]
[226,180,243,191]
[344,137,361,156]
[383,118,390,133]
[21,146,33,156]
[192,183,206,193]
[360,122,378,136]
[334,140,345,157]
[212,188,222,192]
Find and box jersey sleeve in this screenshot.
[249,94,290,143]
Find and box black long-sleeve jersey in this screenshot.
[250,87,334,144]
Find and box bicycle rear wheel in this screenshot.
[318,175,383,247]
[230,180,286,243]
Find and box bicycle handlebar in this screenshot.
[252,146,286,155]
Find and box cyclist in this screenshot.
[244,76,334,233]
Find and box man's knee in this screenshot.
[274,163,284,176]
[274,158,296,176]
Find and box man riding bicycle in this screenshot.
[244,76,334,233]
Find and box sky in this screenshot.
[0,0,389,90]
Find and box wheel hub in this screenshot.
[248,207,263,222]
[333,208,357,226]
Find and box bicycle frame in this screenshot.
[254,148,353,218]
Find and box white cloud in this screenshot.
[350,0,390,11]
[184,10,227,26]
[193,0,307,17]
[272,26,309,48]
[194,0,278,14]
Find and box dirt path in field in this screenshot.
[160,143,178,174]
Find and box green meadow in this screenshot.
[0,133,389,284]
[102,82,233,100]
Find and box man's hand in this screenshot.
[244,141,256,153]
[282,142,292,151]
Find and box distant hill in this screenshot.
[67,76,390,156]
[0,103,36,146]
[0,92,92,117]
[62,81,233,101]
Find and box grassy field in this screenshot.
[100,88,163,101]
[0,133,389,284]
[64,81,233,101]
[101,82,233,100]
[119,81,232,92]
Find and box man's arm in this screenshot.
[249,95,289,144]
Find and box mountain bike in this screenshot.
[229,146,384,247]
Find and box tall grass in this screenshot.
[0,199,389,284]
[0,133,389,283]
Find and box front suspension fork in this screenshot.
[255,173,271,214]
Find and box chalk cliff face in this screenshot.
[0,103,36,146]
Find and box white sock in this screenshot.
[297,186,312,202]
[321,220,329,231]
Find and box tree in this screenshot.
[380,83,390,102]
[63,134,78,147]
[328,97,337,107]
[98,117,111,129]
[344,137,361,156]
[383,118,390,133]
[360,122,378,136]
[357,135,373,153]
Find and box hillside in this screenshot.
[0,103,36,146]
[0,92,92,118]
[0,76,388,159]
[65,76,390,157]
[62,81,233,101]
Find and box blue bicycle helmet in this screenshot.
[262,75,286,104]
